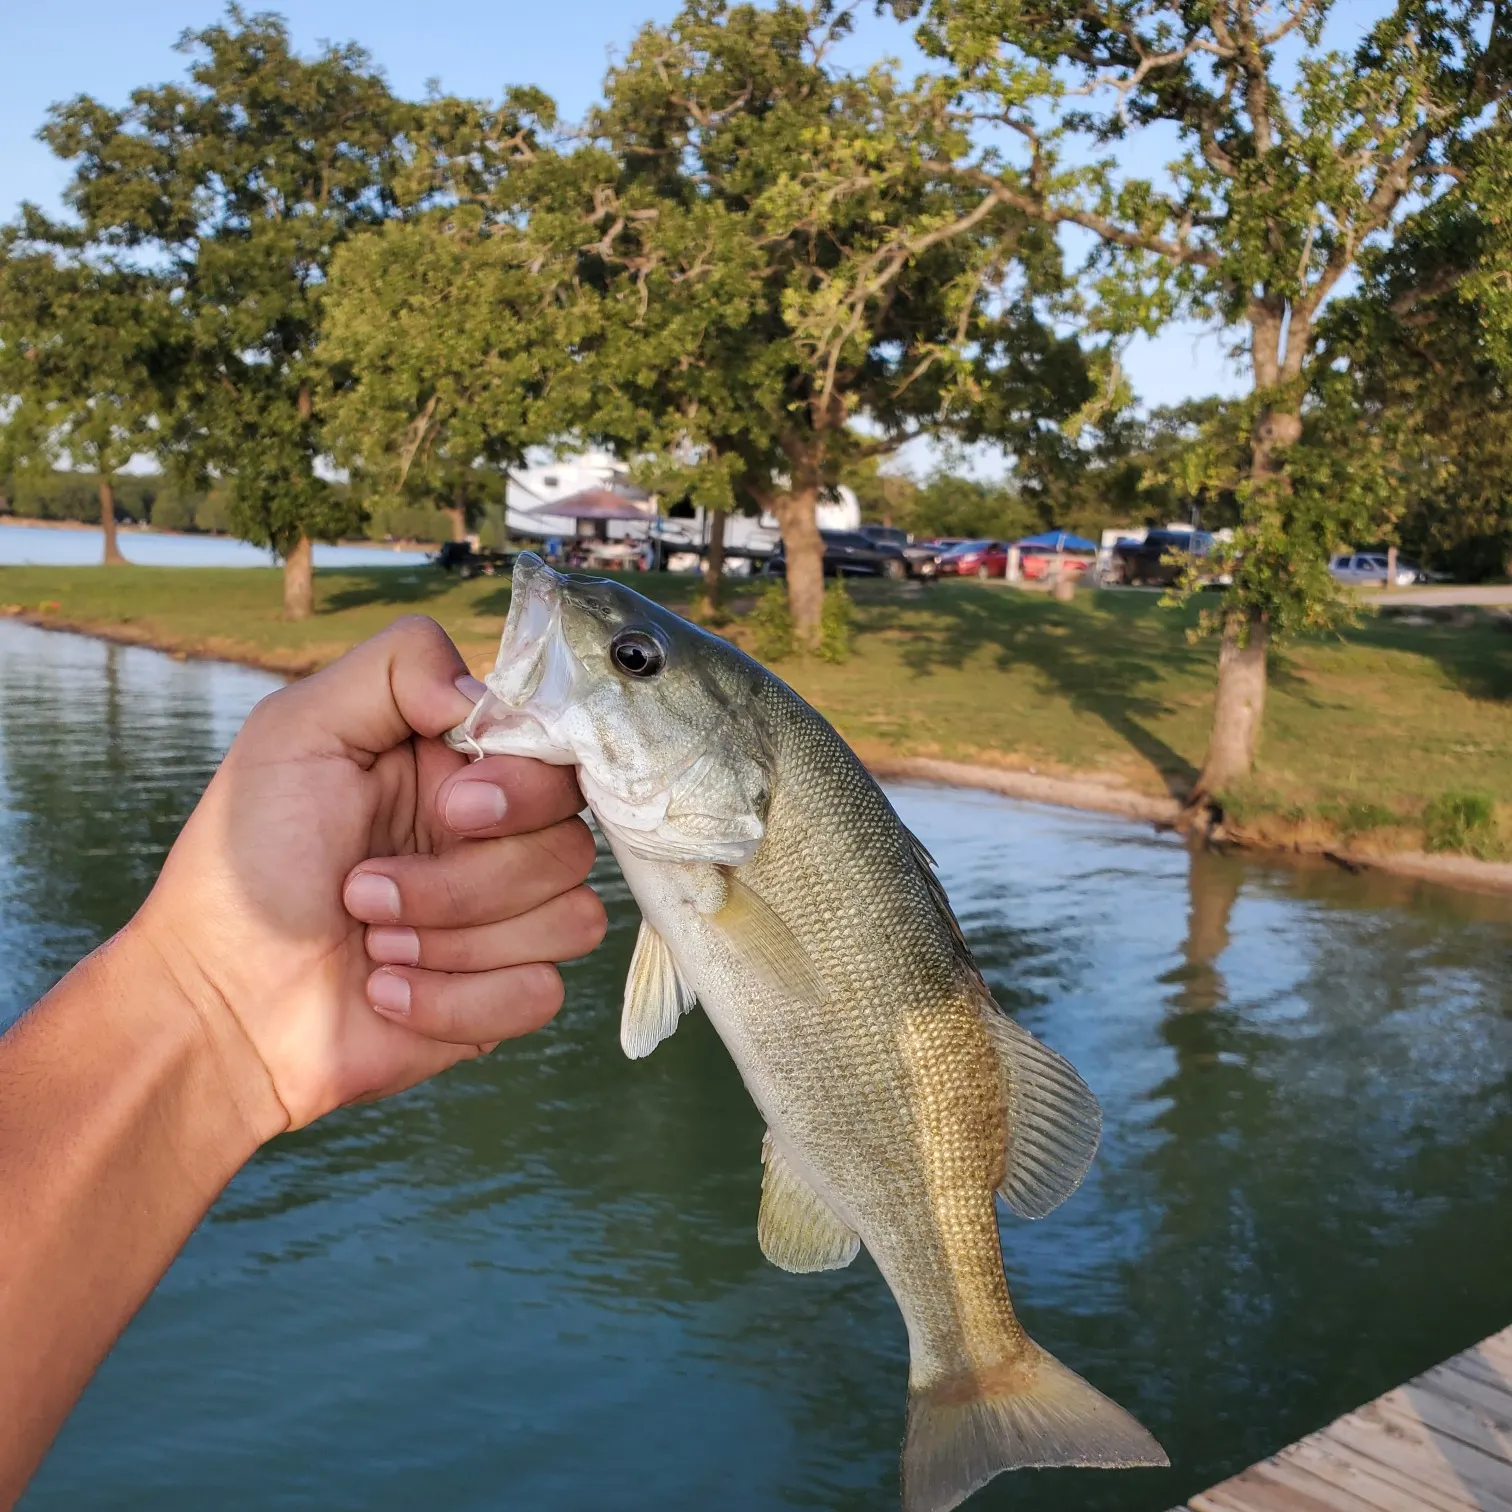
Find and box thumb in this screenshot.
[264,617,482,759]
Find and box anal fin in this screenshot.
[621,919,696,1060]
[757,1131,859,1273]
[981,1011,1101,1220]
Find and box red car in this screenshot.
[936,539,1010,578]
[1021,551,1094,582]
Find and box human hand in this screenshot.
[126,616,605,1140]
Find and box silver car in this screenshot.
[1329,552,1419,588]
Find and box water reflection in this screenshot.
[5,620,1512,1512]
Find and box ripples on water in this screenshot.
[4,617,1512,1512]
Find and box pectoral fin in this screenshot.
[621,919,697,1060]
[758,1131,859,1273]
[981,1011,1102,1220]
[710,871,827,1009]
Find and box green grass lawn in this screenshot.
[5,563,1512,855]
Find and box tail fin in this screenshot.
[901,1347,1167,1512]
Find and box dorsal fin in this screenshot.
[902,823,984,977]
[981,1009,1102,1219]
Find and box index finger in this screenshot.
[434,754,585,839]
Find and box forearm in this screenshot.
[0,925,277,1508]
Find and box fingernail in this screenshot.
[368,969,412,1018]
[345,872,401,922]
[455,673,488,702]
[367,926,420,966]
[445,779,508,832]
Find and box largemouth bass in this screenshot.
[448,554,1166,1511]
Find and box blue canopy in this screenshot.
[1016,530,1098,553]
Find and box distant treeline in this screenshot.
[0,471,493,546]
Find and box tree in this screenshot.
[40,7,413,617]
[577,0,1097,645]
[898,0,1512,802]
[1320,184,1512,581]
[323,91,574,544]
[0,216,176,564]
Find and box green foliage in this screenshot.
[900,0,1512,666]
[747,581,796,663]
[1423,791,1505,860]
[322,0,1094,636]
[31,9,426,556]
[1312,151,1512,583]
[364,496,453,545]
[6,471,147,524]
[0,222,178,516]
[818,580,855,663]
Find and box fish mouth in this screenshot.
[445,552,581,763]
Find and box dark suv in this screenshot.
[1107,529,1217,587]
[856,524,941,578]
[767,529,908,580]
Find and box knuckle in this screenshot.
[385,613,447,648]
[551,817,598,882]
[514,962,565,1026]
[570,887,609,950]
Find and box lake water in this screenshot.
[4,617,1512,1512]
[0,521,431,569]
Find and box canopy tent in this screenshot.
[522,489,656,523]
[1016,530,1098,553]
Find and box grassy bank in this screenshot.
[4,564,1512,859]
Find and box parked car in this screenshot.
[936,539,1010,578]
[433,540,517,579]
[1329,552,1420,588]
[1106,529,1219,587]
[766,529,909,579]
[1020,551,1094,582]
[856,523,941,578]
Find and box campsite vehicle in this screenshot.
[766,530,909,579]
[1329,552,1421,588]
[856,524,943,578]
[1016,530,1099,582]
[1106,529,1218,587]
[936,540,1010,578]
[432,541,517,579]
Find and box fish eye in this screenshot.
[609,627,668,680]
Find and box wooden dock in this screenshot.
[1174,1325,1512,1512]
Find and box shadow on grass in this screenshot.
[318,568,458,615]
[861,585,1210,795]
[1346,614,1512,702]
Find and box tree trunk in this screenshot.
[1188,392,1299,811]
[774,488,825,649]
[1192,607,1269,803]
[442,504,468,543]
[283,534,314,621]
[702,508,728,612]
[99,477,125,565]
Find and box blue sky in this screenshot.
[0,0,1257,471]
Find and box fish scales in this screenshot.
[449,554,1166,1512]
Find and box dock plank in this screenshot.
[1174,1326,1512,1512]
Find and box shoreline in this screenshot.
[8,604,1512,900]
